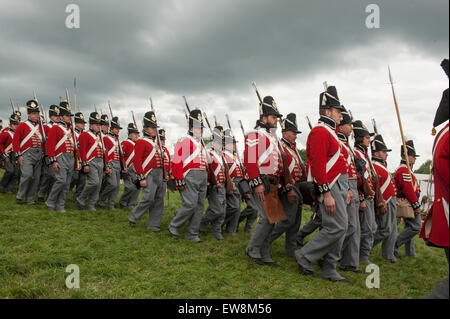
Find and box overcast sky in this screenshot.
[0,0,448,171]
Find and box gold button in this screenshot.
[437,198,441,202]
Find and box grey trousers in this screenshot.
[266,185,303,258]
[99,160,121,209]
[340,179,361,268]
[70,170,87,202]
[297,205,322,241]
[37,159,55,199]
[359,198,376,262]
[169,169,208,239]
[223,178,243,233]
[119,165,140,208]
[129,168,165,229]
[200,183,227,235]
[78,158,104,210]
[238,199,259,233]
[17,148,43,204]
[295,174,349,278]
[373,196,397,260]
[0,155,19,193]
[46,153,75,211]
[395,213,422,256]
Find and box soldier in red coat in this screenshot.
[168,109,209,242]
[394,140,421,258]
[37,104,60,202]
[338,108,363,273]
[12,100,45,205]
[119,123,141,209]
[129,111,168,231]
[199,126,228,240]
[70,112,87,203]
[295,85,351,284]
[352,120,377,265]
[244,95,286,267]
[45,102,76,213]
[0,113,21,194]
[421,58,449,299]
[266,113,304,259]
[98,116,123,210]
[371,134,398,263]
[75,112,111,211]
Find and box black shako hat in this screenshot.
[89,112,102,125]
[371,134,392,153]
[224,128,237,144]
[281,113,301,134]
[58,101,74,117]
[9,113,20,125]
[158,128,166,141]
[401,140,420,158]
[260,96,282,118]
[339,106,353,125]
[211,126,224,145]
[26,100,40,114]
[433,59,449,130]
[127,123,139,134]
[143,111,158,128]
[100,114,109,126]
[110,116,122,129]
[189,109,204,129]
[319,85,345,111]
[74,112,86,124]
[49,104,60,117]
[352,120,374,138]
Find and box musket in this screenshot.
[183,96,218,187]
[388,66,416,190]
[251,82,294,189]
[73,77,78,114]
[204,112,233,195]
[33,90,48,154]
[150,97,169,181]
[108,100,125,172]
[65,88,81,170]
[225,114,246,176]
[9,97,15,114]
[306,116,313,130]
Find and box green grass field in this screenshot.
[0,176,448,299]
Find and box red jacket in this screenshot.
[0,127,15,159]
[121,139,136,168]
[46,122,75,162]
[420,122,449,247]
[103,133,120,163]
[281,139,304,183]
[12,120,44,155]
[394,163,420,210]
[243,124,283,188]
[133,136,163,180]
[43,122,56,138]
[172,133,208,181]
[208,148,226,183]
[78,130,105,165]
[306,117,347,193]
[162,145,171,175]
[372,158,397,203]
[223,149,244,179]
[338,133,358,180]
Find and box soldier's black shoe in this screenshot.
[37,197,45,203]
[129,221,136,228]
[298,264,314,277]
[264,261,280,267]
[16,198,25,205]
[246,251,265,266]
[168,226,179,238]
[339,265,363,274]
